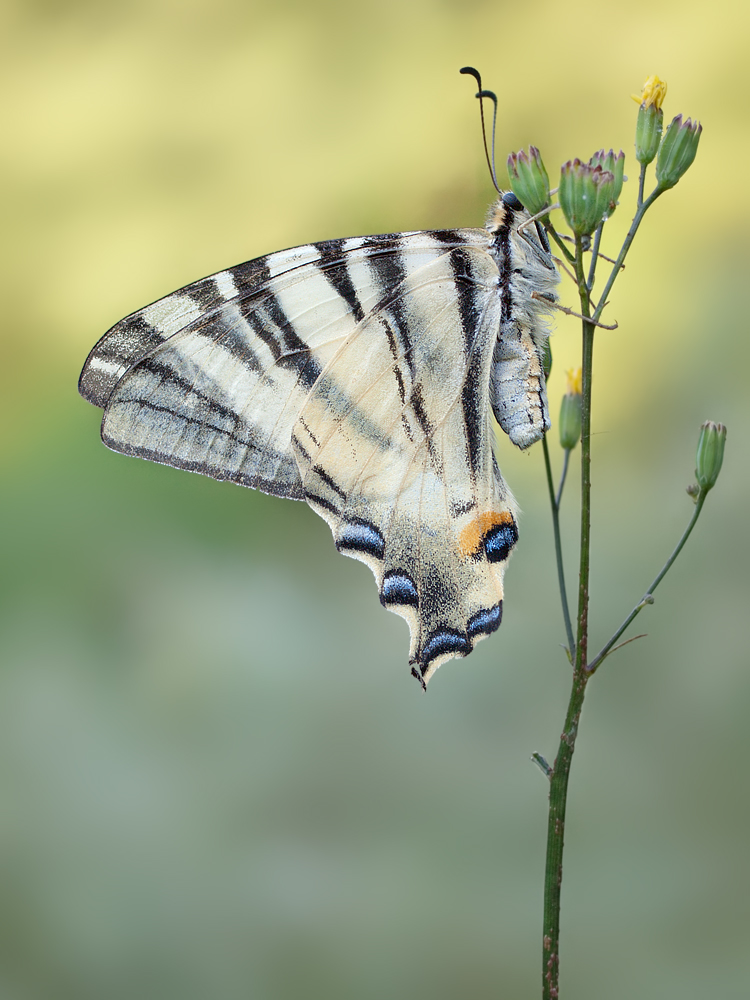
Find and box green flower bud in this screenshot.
[633,75,666,166]
[542,340,552,381]
[655,115,702,191]
[559,160,614,237]
[635,103,663,165]
[507,146,551,218]
[559,368,582,450]
[592,169,616,228]
[695,421,726,492]
[589,149,626,218]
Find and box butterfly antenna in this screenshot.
[460,66,501,194]
[478,88,500,192]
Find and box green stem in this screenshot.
[586,225,603,291]
[587,491,708,674]
[542,238,595,999]
[637,161,647,207]
[542,658,589,999]
[556,448,571,510]
[542,437,576,658]
[544,222,576,264]
[591,187,662,325]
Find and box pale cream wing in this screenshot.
[291,242,518,684]
[79,228,520,682]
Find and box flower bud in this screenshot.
[559,368,582,450]
[542,340,552,381]
[559,160,614,237]
[589,149,626,218]
[656,115,702,191]
[695,421,726,492]
[634,75,667,166]
[507,146,551,217]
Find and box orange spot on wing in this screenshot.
[459,511,514,557]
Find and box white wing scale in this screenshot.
[79,198,558,684]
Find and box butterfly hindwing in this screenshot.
[291,236,516,681]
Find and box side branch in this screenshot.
[542,436,576,657]
[587,491,708,674]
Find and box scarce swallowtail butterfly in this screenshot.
[79,177,558,686]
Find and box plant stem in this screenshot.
[637,161,647,207]
[556,449,571,510]
[587,491,707,674]
[590,187,661,325]
[544,222,576,264]
[542,238,596,999]
[542,658,589,999]
[586,225,603,291]
[542,437,575,658]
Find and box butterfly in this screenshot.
[79,191,558,686]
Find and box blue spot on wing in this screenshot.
[336,520,385,560]
[417,604,503,674]
[483,520,519,563]
[467,602,503,637]
[419,629,471,666]
[380,571,418,607]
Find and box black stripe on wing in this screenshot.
[314,239,366,323]
[428,238,500,481]
[238,295,323,391]
[79,258,276,408]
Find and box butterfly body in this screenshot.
[80,194,558,685]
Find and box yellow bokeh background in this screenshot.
[2,1,749,997]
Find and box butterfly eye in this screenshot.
[502,191,525,211]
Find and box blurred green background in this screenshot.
[2,0,749,997]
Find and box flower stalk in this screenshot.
[538,75,710,999]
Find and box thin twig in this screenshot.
[591,186,662,325]
[532,293,618,330]
[587,492,707,674]
[544,222,576,264]
[555,448,570,510]
[532,752,553,778]
[586,224,604,291]
[542,436,575,657]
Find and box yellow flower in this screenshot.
[559,368,583,450]
[632,75,667,110]
[566,367,582,395]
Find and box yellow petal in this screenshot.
[631,74,667,110]
[566,367,582,396]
